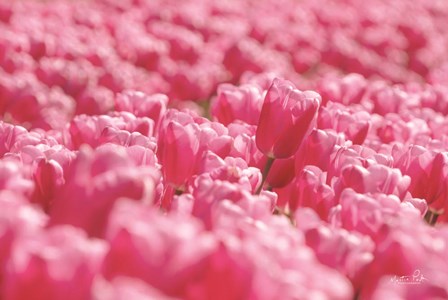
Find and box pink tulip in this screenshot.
[49,145,160,237]
[0,159,34,198]
[190,174,275,228]
[330,189,424,239]
[326,145,394,185]
[98,127,155,148]
[93,277,177,300]
[69,114,155,149]
[375,114,412,143]
[0,122,30,156]
[288,166,335,219]
[0,196,47,290]
[210,201,353,300]
[102,199,217,298]
[158,121,200,191]
[295,128,345,172]
[296,209,375,290]
[265,156,296,188]
[199,152,262,193]
[3,226,107,300]
[240,72,279,91]
[196,122,233,159]
[1,0,448,298]
[318,102,371,145]
[369,84,408,115]
[334,164,411,199]
[393,145,448,222]
[120,144,158,167]
[115,91,168,129]
[32,158,64,212]
[359,216,446,299]
[316,73,368,106]
[211,83,263,126]
[75,86,114,115]
[228,123,263,167]
[256,78,321,158]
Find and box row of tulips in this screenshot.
[1,74,448,298]
[2,0,448,131]
[1,0,448,299]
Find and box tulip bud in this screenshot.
[256,78,321,159]
[158,121,200,191]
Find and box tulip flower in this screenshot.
[49,146,160,237]
[158,121,200,192]
[211,83,263,126]
[255,78,320,194]
[3,226,107,300]
[114,91,168,130]
[256,78,321,159]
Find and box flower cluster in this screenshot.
[1,0,448,299]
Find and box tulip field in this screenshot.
[2,0,448,299]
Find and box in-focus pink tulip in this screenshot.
[256,78,321,159]
[158,121,200,191]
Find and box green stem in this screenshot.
[424,208,442,226]
[175,188,184,196]
[256,156,275,195]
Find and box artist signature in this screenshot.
[390,269,428,285]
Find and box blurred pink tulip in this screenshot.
[115,91,168,129]
[3,226,107,300]
[102,199,217,298]
[49,146,160,237]
[93,277,178,300]
[211,83,263,126]
[296,209,374,290]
